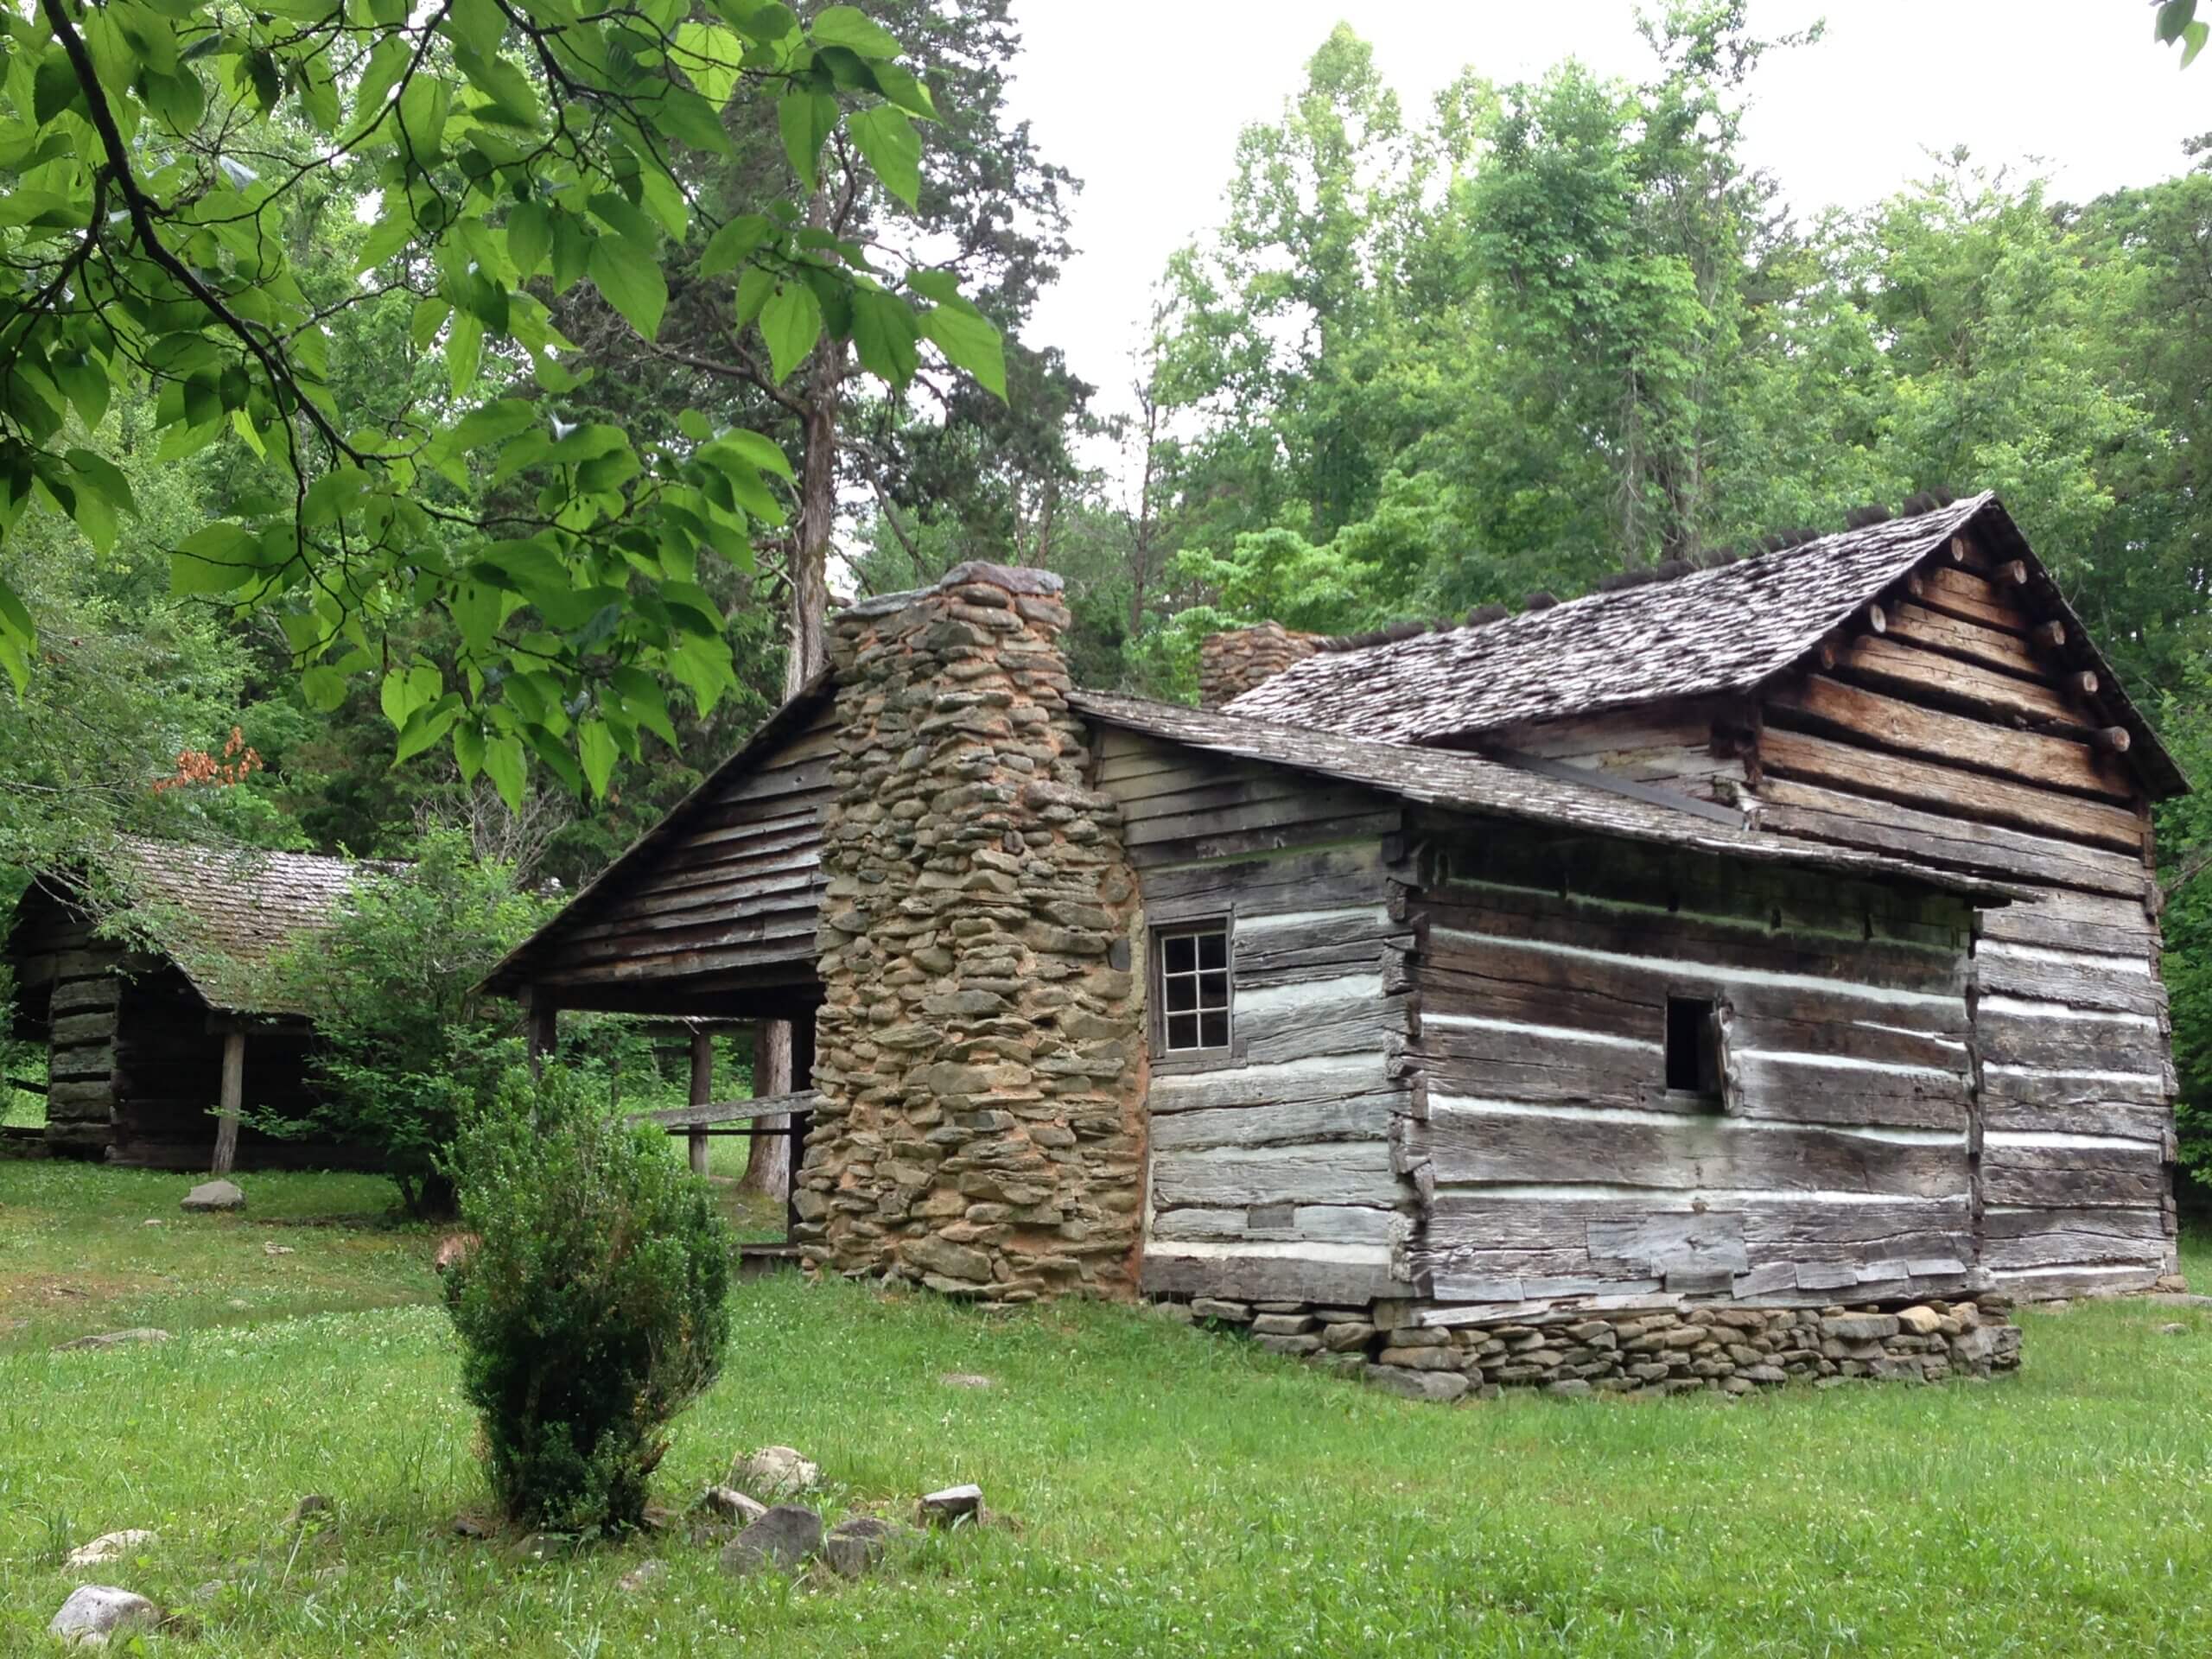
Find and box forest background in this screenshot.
[9,3,2212,1186]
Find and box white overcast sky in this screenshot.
[1003,2,2210,426]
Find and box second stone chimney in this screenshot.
[1198,620,1324,708]
[795,563,1147,1303]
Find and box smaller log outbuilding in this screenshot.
[5,837,377,1170]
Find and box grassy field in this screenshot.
[2,1161,2209,1656]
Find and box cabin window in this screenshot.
[1665,995,1721,1100]
[1156,922,1232,1054]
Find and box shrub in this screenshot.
[256,831,548,1217]
[444,1064,734,1534]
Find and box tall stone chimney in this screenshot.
[1198,621,1324,708]
[795,563,1147,1303]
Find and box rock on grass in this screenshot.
[181,1179,245,1212]
[48,1586,161,1648]
[719,1506,823,1575]
[65,1532,157,1567]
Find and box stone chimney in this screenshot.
[1198,621,1324,708]
[795,563,1147,1303]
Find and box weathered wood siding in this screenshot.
[1751,536,2175,1297]
[1474,697,1751,806]
[1398,829,1985,1311]
[1096,729,1420,1304]
[530,706,837,1007]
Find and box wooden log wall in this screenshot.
[530,706,837,1006]
[1751,537,2175,1298]
[1473,697,1752,806]
[1397,829,1989,1313]
[1096,729,1421,1305]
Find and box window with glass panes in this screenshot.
[1157,922,1231,1053]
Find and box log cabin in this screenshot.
[5,837,379,1171]
[485,493,2182,1395]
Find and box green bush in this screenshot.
[257,831,548,1217]
[445,1064,734,1534]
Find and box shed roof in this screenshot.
[1226,494,2184,798]
[1071,691,2026,905]
[101,836,379,1017]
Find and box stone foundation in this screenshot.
[1170,1294,2023,1401]
[796,563,1147,1302]
[1198,622,1324,708]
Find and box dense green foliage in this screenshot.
[3,1161,2212,1654]
[444,1065,734,1533]
[0,0,1005,817]
[257,832,546,1216]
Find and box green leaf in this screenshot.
[379,661,442,731]
[921,302,1006,398]
[453,719,486,783]
[868,60,936,120]
[302,666,347,711]
[851,287,919,385]
[0,575,35,692]
[395,695,463,763]
[34,49,82,127]
[673,22,745,106]
[709,427,796,481]
[589,237,669,340]
[506,200,552,281]
[734,264,777,327]
[578,718,619,798]
[760,279,823,383]
[848,105,920,208]
[701,213,773,277]
[2157,0,2196,43]
[171,523,260,595]
[447,0,507,60]
[448,310,484,394]
[812,4,899,57]
[778,90,836,188]
[52,353,110,430]
[2184,19,2209,65]
[483,732,527,812]
[550,211,594,293]
[611,664,680,748]
[449,581,505,654]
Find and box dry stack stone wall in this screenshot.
[1198,622,1325,709]
[1173,1294,2023,1402]
[797,563,1147,1303]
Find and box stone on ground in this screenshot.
[65,1532,156,1567]
[616,1560,666,1593]
[823,1516,903,1579]
[181,1179,245,1212]
[939,1372,994,1389]
[696,1485,767,1525]
[719,1506,823,1575]
[2161,1321,2188,1335]
[51,1329,170,1353]
[1894,1305,1943,1336]
[48,1586,161,1648]
[917,1484,982,1527]
[286,1494,333,1528]
[728,1445,818,1499]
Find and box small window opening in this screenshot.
[1159,923,1232,1053]
[1665,995,1720,1098]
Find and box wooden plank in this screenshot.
[1980,1206,2171,1271]
[1152,1204,1406,1248]
[1140,844,1387,913]
[1980,1144,2166,1209]
[628,1089,820,1129]
[1146,1053,1394,1115]
[1886,600,2051,678]
[1839,632,2079,725]
[1148,1141,1404,1209]
[1410,1103,1966,1198]
[48,1043,116,1081]
[1974,1007,2165,1073]
[1147,1092,1402,1152]
[48,976,119,1015]
[1756,778,2146,897]
[1422,889,1970,1000]
[1723,1051,1970,1132]
[1769,676,2132,801]
[1974,945,2164,1017]
[1917,565,2033,633]
[1140,1247,1410,1304]
[1980,1097,2171,1144]
[1759,728,2145,851]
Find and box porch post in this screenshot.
[211,1026,245,1175]
[688,1028,714,1176]
[524,986,560,1077]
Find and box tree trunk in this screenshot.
[740,335,842,1200]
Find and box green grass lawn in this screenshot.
[3,1160,2209,1656]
